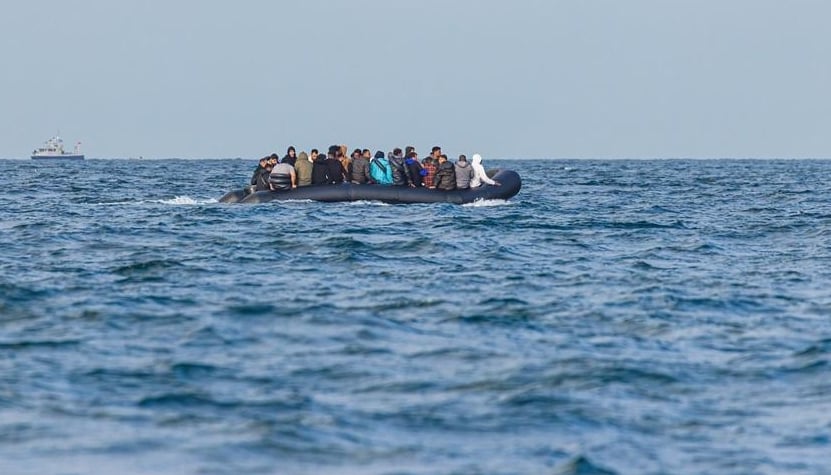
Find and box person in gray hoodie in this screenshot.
[454,154,475,190]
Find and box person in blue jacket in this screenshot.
[369,150,394,185]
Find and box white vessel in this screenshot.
[31,135,84,160]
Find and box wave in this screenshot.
[462,198,512,207]
[91,196,219,205]
[156,196,218,205]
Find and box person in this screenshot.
[405,150,423,187]
[250,157,268,187]
[282,146,297,166]
[470,153,500,187]
[253,157,272,191]
[454,154,474,190]
[269,160,297,190]
[350,148,371,184]
[339,144,352,178]
[432,154,456,190]
[421,155,437,188]
[294,151,313,187]
[369,150,393,185]
[389,148,414,187]
[325,145,347,184]
[311,150,330,185]
[267,154,279,170]
[428,146,442,162]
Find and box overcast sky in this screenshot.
[2,0,829,159]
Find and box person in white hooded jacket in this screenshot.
[469,153,500,188]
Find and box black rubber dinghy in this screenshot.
[219,169,521,204]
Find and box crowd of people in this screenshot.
[250,144,500,192]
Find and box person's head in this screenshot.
[258,157,268,167]
[406,150,417,160]
[362,149,371,159]
[438,154,448,163]
[269,154,279,165]
[393,147,403,158]
[431,146,442,157]
[472,153,482,165]
[405,146,415,156]
[310,149,319,160]
[339,145,347,157]
[299,151,309,162]
[374,150,385,159]
[287,146,296,157]
[458,154,467,162]
[328,145,340,159]
[351,148,361,159]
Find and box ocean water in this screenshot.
[1,158,830,475]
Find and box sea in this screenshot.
[1,158,829,475]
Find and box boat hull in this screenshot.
[31,155,85,160]
[219,169,521,204]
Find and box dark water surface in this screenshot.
[1,159,830,474]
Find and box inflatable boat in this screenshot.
[219,169,521,204]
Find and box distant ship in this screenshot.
[31,135,84,160]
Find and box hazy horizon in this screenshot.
[3,1,830,159]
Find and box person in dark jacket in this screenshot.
[250,157,268,186]
[389,148,414,187]
[405,151,423,187]
[282,146,297,166]
[254,160,273,191]
[454,154,474,190]
[325,147,346,184]
[311,152,330,185]
[351,149,372,184]
[432,154,456,191]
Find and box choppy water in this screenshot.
[1,159,830,474]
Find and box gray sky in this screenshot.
[2,0,830,159]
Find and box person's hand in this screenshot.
[494,181,501,186]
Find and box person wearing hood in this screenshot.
[432,154,456,191]
[370,150,393,185]
[454,154,474,190]
[389,148,414,187]
[470,153,500,188]
[282,146,297,167]
[294,151,313,187]
[350,148,372,184]
[339,145,352,178]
